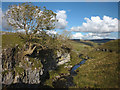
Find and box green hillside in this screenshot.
[70,39,120,88]
[98,39,120,53]
[1,32,119,88]
[45,39,120,88]
[2,32,25,49]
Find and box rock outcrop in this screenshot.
[95,48,112,52]
[2,46,70,86]
[2,47,43,85]
[57,51,70,66]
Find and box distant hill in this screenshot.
[98,39,120,53]
[71,39,115,44]
[70,39,98,47]
[88,39,115,43]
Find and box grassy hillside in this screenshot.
[71,39,99,47]
[88,39,114,43]
[2,32,25,49]
[71,51,119,88]
[44,40,97,87]
[98,39,120,53]
[45,39,120,88]
[2,32,119,88]
[70,39,120,88]
[69,40,95,65]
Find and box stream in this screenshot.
[52,56,89,88]
[70,58,88,76]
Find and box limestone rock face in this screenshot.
[0,52,2,89]
[2,46,71,86]
[2,72,13,85]
[57,51,70,66]
[22,68,41,84]
[2,47,43,85]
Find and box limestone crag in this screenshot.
[56,51,70,66]
[2,46,71,85]
[2,47,43,85]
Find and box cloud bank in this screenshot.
[55,10,68,29]
[71,32,117,40]
[71,16,118,39]
[72,33,83,39]
[71,16,118,33]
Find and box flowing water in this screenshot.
[70,58,88,76]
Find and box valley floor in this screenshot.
[1,32,120,88]
[45,40,120,88]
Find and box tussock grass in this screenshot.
[71,50,119,88]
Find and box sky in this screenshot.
[1,2,119,39]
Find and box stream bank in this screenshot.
[51,55,89,88]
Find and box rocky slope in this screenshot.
[2,45,70,87]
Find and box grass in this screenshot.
[98,39,120,53]
[70,46,120,88]
[45,39,120,88]
[2,32,119,88]
[44,40,94,87]
[79,39,99,47]
[2,32,25,49]
[69,40,94,66]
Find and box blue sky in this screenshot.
[2,2,119,39]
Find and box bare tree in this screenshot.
[4,3,57,58]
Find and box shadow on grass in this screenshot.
[2,83,53,89]
[52,75,76,88]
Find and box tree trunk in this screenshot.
[23,43,36,56]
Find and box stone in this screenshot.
[13,74,20,83]
[2,46,70,86]
[55,76,60,79]
[3,72,13,85]
[57,52,70,66]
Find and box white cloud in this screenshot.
[71,32,117,40]
[55,10,68,29]
[71,16,118,33]
[2,17,14,30]
[0,8,2,26]
[72,33,83,39]
[17,29,26,33]
[46,30,57,35]
[83,33,108,39]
